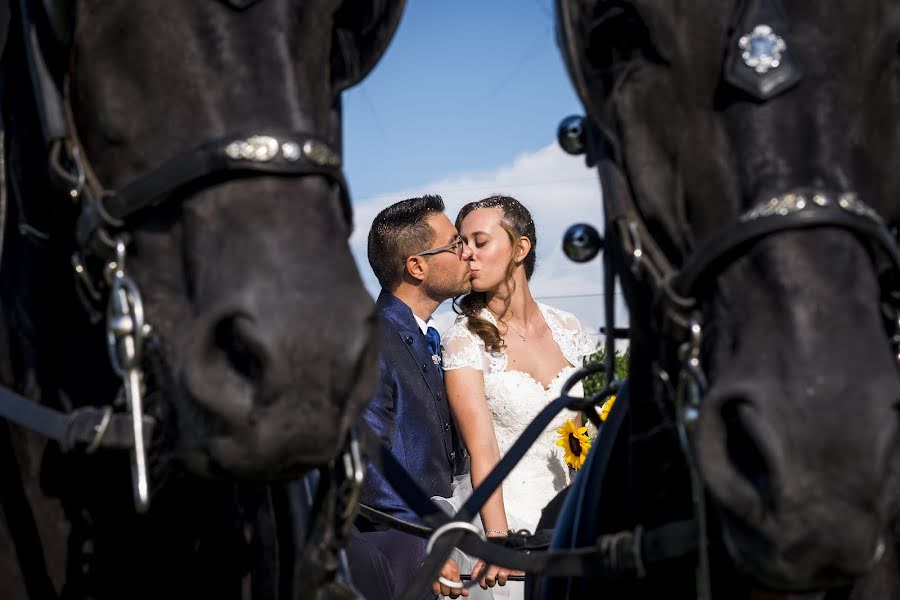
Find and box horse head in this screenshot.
[558,0,900,591]
[3,0,404,488]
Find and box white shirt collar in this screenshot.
[413,314,434,335]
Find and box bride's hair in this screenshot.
[453,195,537,352]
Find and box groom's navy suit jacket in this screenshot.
[350,291,468,598]
[359,291,467,524]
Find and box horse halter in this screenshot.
[14,0,355,514]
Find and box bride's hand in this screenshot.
[471,560,525,589]
[432,559,468,598]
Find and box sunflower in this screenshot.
[556,419,591,470]
[599,394,617,422]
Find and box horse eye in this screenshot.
[586,1,663,71]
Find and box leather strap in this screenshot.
[675,203,900,296]
[359,492,698,580]
[18,0,67,145]
[0,382,153,453]
[75,130,352,252]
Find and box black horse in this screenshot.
[542,1,900,598]
[0,1,404,598]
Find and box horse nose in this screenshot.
[696,380,900,519]
[183,296,375,426]
[213,313,269,390]
[183,308,275,423]
[694,385,785,516]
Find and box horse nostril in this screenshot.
[213,315,267,385]
[722,399,776,510]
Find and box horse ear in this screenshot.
[555,0,670,133]
[331,0,406,94]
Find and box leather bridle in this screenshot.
[600,158,900,598]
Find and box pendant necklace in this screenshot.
[504,322,527,343]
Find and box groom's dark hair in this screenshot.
[368,195,445,292]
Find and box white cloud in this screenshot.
[349,143,630,342]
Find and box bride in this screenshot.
[442,195,594,597]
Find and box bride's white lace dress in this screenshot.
[442,302,595,533]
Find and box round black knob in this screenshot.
[562,223,603,263]
[557,115,586,155]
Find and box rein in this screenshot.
[352,364,703,599]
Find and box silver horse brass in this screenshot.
[740,192,884,225]
[738,25,786,74]
[225,135,280,162]
[302,140,341,168]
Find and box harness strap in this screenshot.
[17,0,66,146]
[675,196,900,295]
[360,495,698,580]
[0,382,153,453]
[75,130,353,253]
[356,366,700,592]
[358,504,432,538]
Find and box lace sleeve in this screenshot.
[441,319,484,371]
[542,304,596,365]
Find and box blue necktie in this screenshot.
[425,326,441,358]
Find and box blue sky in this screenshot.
[342,0,627,339]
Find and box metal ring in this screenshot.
[425,521,486,556]
[94,193,125,228]
[85,407,113,454]
[437,576,464,590]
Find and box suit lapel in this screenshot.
[377,292,452,460]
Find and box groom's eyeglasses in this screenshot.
[414,235,466,258]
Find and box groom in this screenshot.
[354,195,472,598]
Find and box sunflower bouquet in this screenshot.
[598,394,616,422]
[556,394,617,471]
[556,419,591,470]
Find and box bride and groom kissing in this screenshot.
[350,194,594,599]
